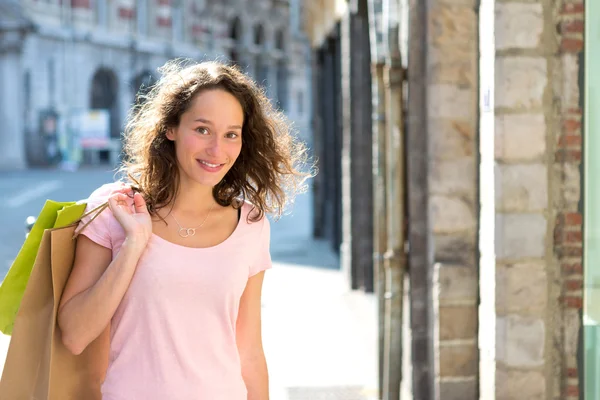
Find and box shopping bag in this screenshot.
[0,200,88,335]
[0,202,110,400]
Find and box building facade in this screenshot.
[0,0,311,170]
[304,0,588,399]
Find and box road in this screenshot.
[0,167,379,400]
[0,167,118,277]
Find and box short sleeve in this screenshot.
[249,216,272,278]
[77,183,119,250]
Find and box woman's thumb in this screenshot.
[133,193,148,213]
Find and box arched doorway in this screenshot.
[90,68,119,139]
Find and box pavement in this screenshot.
[0,167,379,400]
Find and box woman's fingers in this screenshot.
[133,193,148,214]
[108,193,132,215]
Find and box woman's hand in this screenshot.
[108,188,152,247]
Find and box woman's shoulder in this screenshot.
[238,200,270,229]
[85,181,128,204]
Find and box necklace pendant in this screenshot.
[178,227,196,238]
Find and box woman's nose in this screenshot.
[206,137,221,155]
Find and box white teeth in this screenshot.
[199,160,220,168]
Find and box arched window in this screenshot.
[229,17,242,66]
[275,30,285,51]
[254,25,264,46]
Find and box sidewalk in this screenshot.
[265,191,378,399]
[0,190,379,399]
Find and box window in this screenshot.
[275,30,284,51]
[276,61,287,111]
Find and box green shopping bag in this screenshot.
[0,200,88,335]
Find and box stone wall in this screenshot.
[427,0,479,398]
[492,0,584,398]
[493,0,549,397]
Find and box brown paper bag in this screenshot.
[0,222,110,399]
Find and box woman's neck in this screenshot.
[170,180,217,218]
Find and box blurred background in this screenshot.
[0,0,595,399]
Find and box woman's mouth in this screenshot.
[197,159,225,173]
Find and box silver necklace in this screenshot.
[171,203,215,238]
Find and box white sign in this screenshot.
[77,110,110,149]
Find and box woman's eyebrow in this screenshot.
[194,118,242,130]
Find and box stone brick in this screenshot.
[439,305,478,340]
[555,149,582,163]
[561,37,584,53]
[439,343,478,377]
[431,159,476,198]
[429,4,476,50]
[562,163,581,205]
[428,4,477,86]
[439,379,477,400]
[561,54,581,109]
[436,263,478,303]
[564,309,581,356]
[496,369,546,400]
[495,3,543,50]
[428,46,477,86]
[431,196,476,234]
[434,235,478,268]
[495,114,546,162]
[495,213,547,260]
[496,57,547,110]
[496,315,545,367]
[496,263,547,314]
[429,84,475,119]
[495,163,548,212]
[561,2,584,16]
[430,118,475,160]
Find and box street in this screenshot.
[0,167,378,400]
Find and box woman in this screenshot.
[57,60,310,399]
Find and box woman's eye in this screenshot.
[196,127,209,135]
[226,132,239,139]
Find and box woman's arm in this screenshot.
[58,190,151,355]
[237,271,269,400]
[58,235,146,355]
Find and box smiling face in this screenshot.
[166,88,244,188]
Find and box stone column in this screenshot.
[492,1,550,398]
[341,1,374,291]
[427,0,479,398]
[0,31,27,170]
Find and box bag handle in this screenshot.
[72,202,109,239]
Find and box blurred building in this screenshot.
[0,0,311,170]
[304,0,588,399]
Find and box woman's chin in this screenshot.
[192,174,225,188]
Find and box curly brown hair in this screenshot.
[119,59,313,222]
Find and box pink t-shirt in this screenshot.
[78,183,272,400]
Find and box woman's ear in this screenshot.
[166,128,176,141]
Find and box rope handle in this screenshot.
[72,201,109,240]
